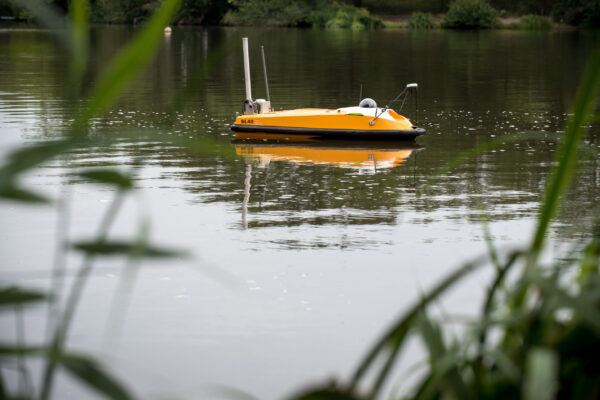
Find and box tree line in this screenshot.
[0,0,598,27]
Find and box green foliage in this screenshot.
[71,240,187,258]
[323,4,381,29]
[76,169,134,190]
[441,0,497,28]
[176,0,229,24]
[3,0,599,28]
[223,0,381,28]
[490,0,555,15]
[58,353,135,400]
[551,0,600,27]
[511,14,554,29]
[359,0,451,14]
[89,0,160,23]
[408,12,434,29]
[222,0,308,26]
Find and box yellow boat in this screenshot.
[230,38,425,140]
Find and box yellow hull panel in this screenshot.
[231,108,424,139]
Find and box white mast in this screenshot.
[242,37,252,101]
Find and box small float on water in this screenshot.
[230,38,425,140]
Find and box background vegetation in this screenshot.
[408,12,434,29]
[222,0,381,28]
[0,0,599,27]
[441,0,497,29]
[510,14,554,29]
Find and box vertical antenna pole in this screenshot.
[242,37,252,101]
[260,45,270,103]
[415,87,419,126]
[358,84,363,103]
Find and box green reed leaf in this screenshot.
[289,388,361,400]
[523,348,558,400]
[531,46,600,254]
[0,139,75,180]
[532,274,600,334]
[71,240,186,259]
[0,287,48,308]
[77,169,134,190]
[0,138,82,203]
[76,0,182,126]
[0,345,44,357]
[0,184,49,204]
[416,311,469,400]
[69,0,89,90]
[13,0,70,45]
[0,346,134,400]
[349,255,485,392]
[60,353,134,400]
[412,350,467,400]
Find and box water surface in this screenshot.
[0,25,599,398]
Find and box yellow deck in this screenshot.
[233,108,414,131]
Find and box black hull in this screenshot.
[230,124,425,140]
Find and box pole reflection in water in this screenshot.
[234,134,422,228]
[242,163,252,229]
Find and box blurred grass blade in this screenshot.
[479,209,501,270]
[288,388,361,400]
[77,0,182,125]
[59,353,134,400]
[69,0,89,91]
[0,139,77,180]
[533,275,600,334]
[0,345,134,400]
[0,184,49,204]
[578,237,599,286]
[71,240,186,259]
[478,251,521,350]
[0,345,44,356]
[0,287,48,308]
[77,169,133,190]
[530,45,600,254]
[349,255,485,391]
[522,348,558,400]
[0,372,5,399]
[416,311,469,400]
[0,138,81,203]
[14,0,70,45]
[487,348,521,382]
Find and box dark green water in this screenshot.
[0,25,599,398]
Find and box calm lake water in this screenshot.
[1,25,599,398]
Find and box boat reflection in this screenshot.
[233,132,422,169]
[234,133,423,229]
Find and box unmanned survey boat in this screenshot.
[230,38,425,140]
